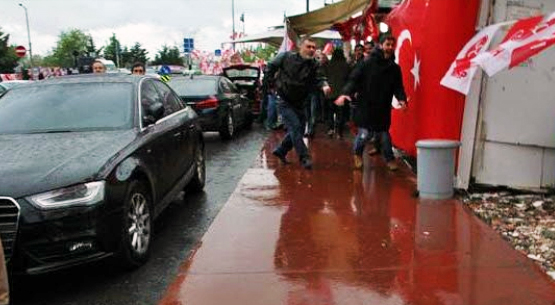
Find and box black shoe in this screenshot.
[301,158,312,170]
[272,149,289,164]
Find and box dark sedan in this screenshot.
[0,74,205,275]
[166,75,253,140]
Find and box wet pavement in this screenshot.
[159,131,555,305]
[10,128,269,305]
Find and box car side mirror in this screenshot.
[143,102,164,125]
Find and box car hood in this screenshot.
[0,130,137,198]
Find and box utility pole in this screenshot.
[18,3,33,74]
[232,0,236,51]
[306,0,309,12]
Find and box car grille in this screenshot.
[0,198,20,262]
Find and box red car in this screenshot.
[222,64,262,116]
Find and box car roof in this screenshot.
[169,75,221,82]
[27,74,157,86]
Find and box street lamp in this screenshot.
[18,3,34,73]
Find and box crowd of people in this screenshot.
[262,35,407,171]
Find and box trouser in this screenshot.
[274,98,309,161]
[327,100,348,136]
[304,93,319,135]
[266,93,278,127]
[353,128,395,162]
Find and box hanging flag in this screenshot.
[440,23,504,95]
[278,19,297,54]
[473,12,555,76]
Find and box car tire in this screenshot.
[117,180,152,269]
[185,143,205,193]
[219,111,234,140]
[243,111,254,129]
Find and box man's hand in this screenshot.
[398,100,408,110]
[322,85,332,96]
[334,95,351,106]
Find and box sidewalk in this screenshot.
[159,131,555,305]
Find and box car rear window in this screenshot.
[0,82,134,134]
[167,79,218,96]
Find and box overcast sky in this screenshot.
[1,0,330,58]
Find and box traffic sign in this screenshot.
[183,38,194,53]
[215,49,221,56]
[159,65,171,75]
[15,45,26,58]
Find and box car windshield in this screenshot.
[168,78,217,96]
[0,82,134,134]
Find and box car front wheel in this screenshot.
[117,180,152,269]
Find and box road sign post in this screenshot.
[15,45,26,58]
[183,38,194,53]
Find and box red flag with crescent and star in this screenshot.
[386,0,481,156]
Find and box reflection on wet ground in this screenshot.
[159,131,555,305]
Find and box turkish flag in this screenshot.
[387,0,481,156]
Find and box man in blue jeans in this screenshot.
[264,37,330,169]
[335,35,408,171]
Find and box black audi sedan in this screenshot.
[167,75,253,140]
[0,74,205,274]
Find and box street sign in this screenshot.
[159,65,171,75]
[215,49,221,56]
[15,45,26,58]
[183,38,194,53]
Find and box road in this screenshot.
[11,127,269,305]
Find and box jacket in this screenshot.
[341,48,407,131]
[264,51,328,109]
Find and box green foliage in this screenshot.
[152,45,183,65]
[103,34,122,66]
[122,42,149,67]
[0,28,19,73]
[48,29,93,67]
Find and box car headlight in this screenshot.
[27,181,105,209]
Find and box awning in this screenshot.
[288,0,369,35]
[229,28,341,47]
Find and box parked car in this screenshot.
[0,74,205,275]
[0,80,32,97]
[222,64,262,117]
[167,75,253,140]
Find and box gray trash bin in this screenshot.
[416,139,461,199]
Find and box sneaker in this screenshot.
[301,157,313,170]
[387,161,398,171]
[354,155,363,170]
[272,149,289,165]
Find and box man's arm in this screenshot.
[314,61,330,95]
[262,52,287,88]
[393,65,408,109]
[334,60,366,106]
[341,60,365,96]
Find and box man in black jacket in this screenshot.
[335,35,407,171]
[264,37,331,169]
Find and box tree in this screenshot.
[86,36,103,58]
[152,45,183,65]
[103,33,122,67]
[129,42,149,65]
[0,28,19,73]
[48,29,93,67]
[120,42,149,68]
